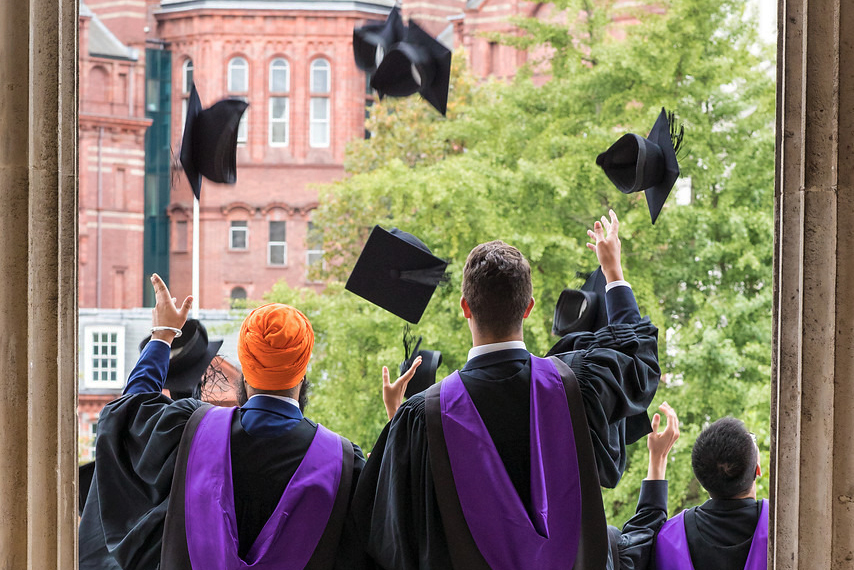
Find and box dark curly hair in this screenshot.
[691,417,758,499]
[462,241,532,338]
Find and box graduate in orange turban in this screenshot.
[238,303,315,392]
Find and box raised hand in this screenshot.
[149,273,193,344]
[646,401,680,480]
[586,209,624,283]
[382,356,422,421]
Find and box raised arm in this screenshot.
[549,210,661,486]
[124,274,192,395]
[610,402,680,570]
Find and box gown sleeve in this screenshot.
[611,480,669,570]
[78,392,201,570]
[547,286,660,487]
[344,394,452,570]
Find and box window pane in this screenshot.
[270,60,289,92]
[311,97,329,121]
[232,231,247,249]
[310,98,329,147]
[269,244,286,266]
[111,345,117,355]
[237,112,248,144]
[271,122,288,144]
[269,221,286,242]
[183,60,194,94]
[271,97,288,118]
[228,57,248,92]
[311,59,330,93]
[232,220,248,228]
[110,333,117,342]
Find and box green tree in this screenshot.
[265,0,775,524]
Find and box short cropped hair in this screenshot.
[462,241,533,338]
[691,417,758,499]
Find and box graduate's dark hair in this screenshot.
[462,241,532,338]
[691,417,758,499]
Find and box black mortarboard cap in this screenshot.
[345,225,448,324]
[552,267,608,336]
[79,461,95,516]
[370,20,452,115]
[353,7,406,73]
[180,84,249,200]
[399,335,443,398]
[596,108,682,224]
[139,319,223,398]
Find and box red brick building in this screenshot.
[154,0,394,309]
[78,2,150,309]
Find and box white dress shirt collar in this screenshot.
[467,340,527,362]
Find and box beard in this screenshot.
[236,375,248,407]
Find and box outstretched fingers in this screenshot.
[150,273,171,304]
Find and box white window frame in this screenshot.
[310,97,330,148]
[309,58,331,149]
[182,58,194,94]
[267,220,287,266]
[310,58,330,93]
[227,57,249,93]
[269,58,289,92]
[83,325,125,390]
[269,96,289,147]
[229,220,249,250]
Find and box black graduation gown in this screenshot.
[607,480,670,570]
[78,392,365,570]
[346,316,660,570]
[649,498,764,570]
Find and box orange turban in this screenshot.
[237,303,314,391]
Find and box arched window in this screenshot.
[270,58,289,92]
[230,287,247,307]
[227,57,249,92]
[182,59,194,94]
[227,57,249,143]
[269,58,289,146]
[309,58,331,148]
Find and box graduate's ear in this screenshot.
[755,463,762,478]
[460,296,472,319]
[522,297,535,319]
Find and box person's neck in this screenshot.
[470,329,524,348]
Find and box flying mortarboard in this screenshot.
[552,267,608,336]
[180,84,249,200]
[370,20,452,115]
[399,329,443,398]
[353,6,406,73]
[345,225,448,324]
[139,319,223,399]
[596,108,684,224]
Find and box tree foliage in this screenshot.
[264,0,775,524]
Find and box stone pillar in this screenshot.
[771,0,854,568]
[0,0,78,566]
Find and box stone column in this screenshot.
[771,0,854,568]
[0,0,78,566]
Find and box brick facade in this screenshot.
[78,3,150,309]
[155,1,392,309]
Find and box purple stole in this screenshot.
[435,356,584,570]
[182,406,343,570]
[655,498,769,570]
